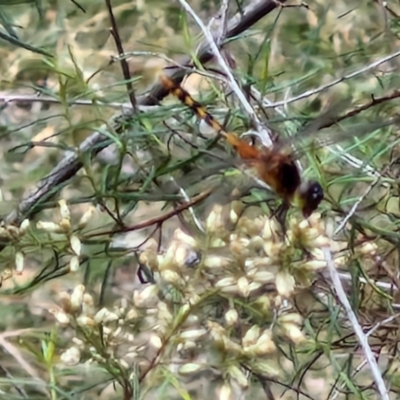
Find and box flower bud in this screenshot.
[228,365,248,389]
[70,284,85,313]
[203,255,230,269]
[206,204,224,232]
[279,313,303,325]
[310,235,330,248]
[15,251,24,274]
[253,295,271,316]
[20,219,30,234]
[58,200,70,220]
[282,323,305,344]
[150,334,163,349]
[125,308,138,321]
[252,270,275,284]
[254,330,276,355]
[77,315,96,327]
[302,260,327,271]
[245,257,273,270]
[60,346,80,365]
[230,208,239,224]
[242,325,260,347]
[0,227,10,239]
[358,241,377,256]
[133,284,159,308]
[81,293,96,316]
[118,359,130,370]
[237,276,249,297]
[276,270,295,297]
[36,221,64,233]
[224,309,238,327]
[94,308,119,324]
[69,256,80,272]
[174,228,198,248]
[78,206,96,229]
[160,270,185,286]
[59,218,71,232]
[215,277,237,288]
[69,234,81,256]
[58,291,71,313]
[218,383,232,400]
[179,328,207,341]
[178,363,203,376]
[49,309,70,325]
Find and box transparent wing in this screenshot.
[244,97,353,156]
[273,99,400,160]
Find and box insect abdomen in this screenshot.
[160,75,260,159]
[160,75,225,136]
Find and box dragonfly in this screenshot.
[160,74,399,219]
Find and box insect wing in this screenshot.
[273,97,353,156]
[276,101,400,160]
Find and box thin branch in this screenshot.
[138,0,285,106]
[262,49,400,109]
[338,272,400,293]
[329,359,368,400]
[105,0,137,112]
[165,176,205,233]
[86,189,212,238]
[178,0,273,146]
[323,247,389,400]
[215,0,230,40]
[0,93,115,107]
[336,91,400,121]
[334,174,381,236]
[367,314,400,337]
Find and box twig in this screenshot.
[323,247,389,400]
[0,93,120,107]
[336,91,400,121]
[0,334,48,395]
[334,174,381,236]
[262,49,400,109]
[105,0,137,112]
[86,189,212,238]
[217,0,230,40]
[166,176,205,233]
[367,313,400,337]
[178,0,273,146]
[139,0,284,106]
[70,0,86,13]
[329,359,368,400]
[112,50,182,69]
[338,272,400,292]
[330,314,400,399]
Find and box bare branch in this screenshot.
[323,247,389,400]
[177,0,273,145]
[262,49,400,109]
[105,0,137,112]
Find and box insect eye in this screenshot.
[309,182,324,201]
[299,181,324,217]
